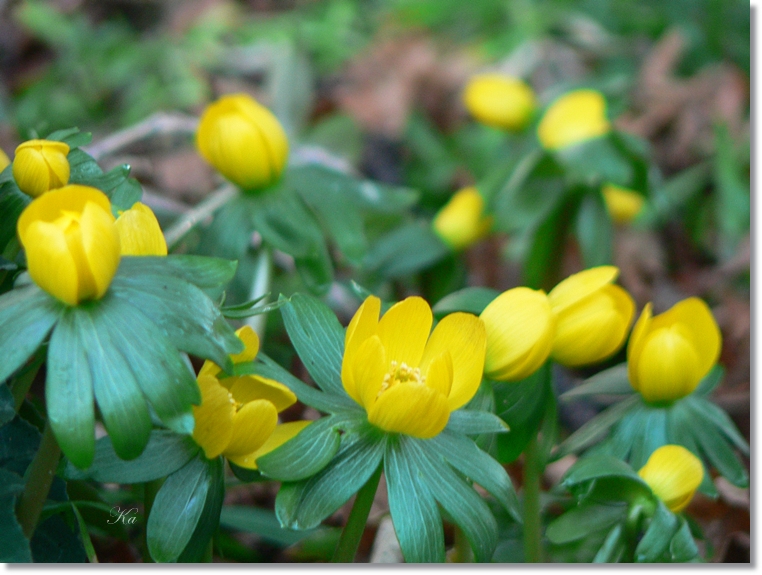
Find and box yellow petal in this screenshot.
[537,89,611,151]
[627,303,653,392]
[192,375,235,459]
[420,312,485,410]
[635,325,702,403]
[602,184,645,224]
[638,445,704,513]
[22,220,80,306]
[351,335,387,410]
[376,296,432,367]
[198,360,222,379]
[463,74,537,131]
[115,202,167,256]
[432,187,493,251]
[223,399,278,457]
[424,351,453,399]
[368,381,450,439]
[547,266,619,314]
[228,375,297,412]
[342,296,381,400]
[12,140,70,198]
[80,200,121,299]
[0,148,9,171]
[41,144,71,189]
[231,325,260,364]
[227,420,311,470]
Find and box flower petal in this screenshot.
[638,445,703,513]
[342,296,381,399]
[192,375,235,459]
[537,89,610,150]
[22,220,80,306]
[376,296,432,367]
[547,266,619,314]
[368,382,450,439]
[227,420,311,470]
[627,303,653,392]
[115,202,167,256]
[351,335,387,410]
[228,375,296,412]
[231,325,260,365]
[424,351,453,399]
[223,399,278,457]
[80,200,121,299]
[635,325,702,403]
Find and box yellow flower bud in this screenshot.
[432,187,493,251]
[480,287,556,382]
[602,184,645,224]
[115,202,167,256]
[548,266,635,367]
[638,445,704,513]
[12,139,70,198]
[17,185,121,306]
[0,148,9,172]
[628,298,722,403]
[196,93,289,191]
[463,74,536,131]
[537,90,611,151]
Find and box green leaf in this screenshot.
[669,518,700,562]
[634,501,679,563]
[147,453,212,563]
[196,196,254,261]
[666,401,718,498]
[384,435,445,563]
[257,416,343,482]
[275,426,386,530]
[693,365,725,397]
[560,363,632,400]
[0,384,13,427]
[607,403,647,461]
[593,523,625,563]
[521,197,575,290]
[713,123,750,257]
[431,287,499,317]
[30,512,87,562]
[177,456,225,562]
[63,430,200,483]
[685,396,749,456]
[574,191,613,268]
[0,183,30,253]
[117,255,238,289]
[46,127,92,148]
[546,502,627,545]
[647,163,711,222]
[446,409,509,435]
[0,285,63,384]
[561,454,647,490]
[362,222,449,278]
[555,136,632,186]
[220,505,319,547]
[0,468,31,562]
[281,294,345,396]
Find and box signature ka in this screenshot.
[108,506,138,525]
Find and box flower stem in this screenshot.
[141,478,163,563]
[331,465,382,563]
[163,184,238,249]
[10,350,45,412]
[16,420,61,538]
[522,435,543,563]
[244,247,272,340]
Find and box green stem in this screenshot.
[10,350,45,412]
[522,435,543,563]
[331,465,382,563]
[141,478,163,563]
[244,247,272,340]
[452,525,473,562]
[202,539,214,563]
[163,184,238,249]
[16,421,61,538]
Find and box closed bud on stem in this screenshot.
[602,184,645,224]
[638,445,704,513]
[432,187,492,251]
[537,90,610,151]
[115,202,167,256]
[463,74,536,131]
[13,139,70,198]
[0,148,9,172]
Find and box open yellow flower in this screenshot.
[432,187,493,251]
[463,74,536,131]
[548,266,635,367]
[628,298,722,404]
[17,185,120,306]
[342,296,486,439]
[537,90,611,151]
[196,93,289,191]
[602,184,645,224]
[12,139,70,198]
[638,445,704,513]
[192,326,310,469]
[115,202,168,256]
[0,148,9,172]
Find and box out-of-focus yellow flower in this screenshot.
[463,74,536,131]
[342,296,486,438]
[480,288,556,382]
[602,184,645,224]
[12,139,70,198]
[638,445,704,513]
[196,93,289,191]
[432,187,493,251]
[628,298,722,403]
[115,202,167,256]
[548,266,635,367]
[537,90,611,151]
[0,148,9,171]
[17,185,120,306]
[193,326,310,469]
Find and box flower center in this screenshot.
[377,360,426,398]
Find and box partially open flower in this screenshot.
[548,266,635,367]
[628,298,722,404]
[463,74,536,131]
[193,326,310,469]
[17,185,120,306]
[638,445,704,513]
[196,93,289,191]
[115,202,167,256]
[432,187,493,251]
[480,287,556,382]
[12,139,70,198]
[537,90,611,151]
[342,296,486,438]
[602,184,645,224]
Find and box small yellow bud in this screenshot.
[17,185,121,306]
[480,287,556,382]
[463,74,536,131]
[638,445,704,513]
[115,202,167,256]
[432,187,493,251]
[0,148,9,172]
[602,184,645,224]
[548,266,635,367]
[12,139,70,198]
[537,90,611,151]
[196,93,289,191]
[628,298,722,403]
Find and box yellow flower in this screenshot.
[196,93,289,191]
[342,296,486,439]
[17,185,121,306]
[628,298,722,404]
[480,288,556,382]
[115,202,168,256]
[602,184,645,224]
[193,326,310,469]
[463,74,536,131]
[548,266,635,367]
[12,139,70,198]
[537,90,611,151]
[638,445,704,513]
[0,148,9,171]
[432,187,493,251]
